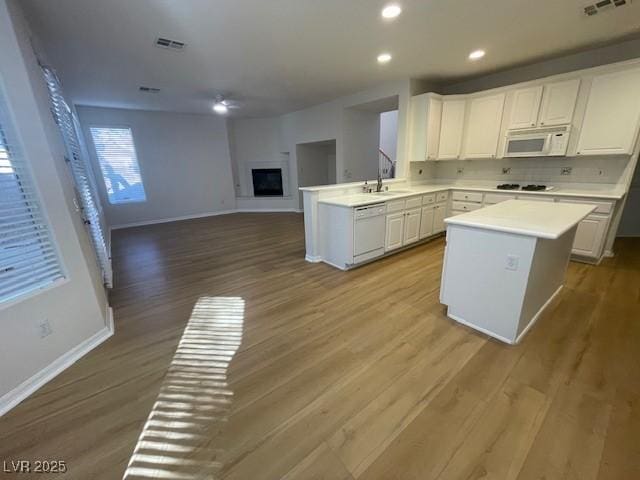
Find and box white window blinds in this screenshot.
[89,127,146,204]
[0,81,64,303]
[42,66,112,287]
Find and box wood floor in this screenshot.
[1,212,639,479]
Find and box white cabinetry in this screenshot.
[433,204,447,233]
[507,79,579,130]
[572,215,609,258]
[538,79,580,126]
[576,68,640,156]
[385,212,405,251]
[508,86,543,130]
[419,207,435,239]
[462,93,505,159]
[409,93,442,161]
[437,99,466,160]
[404,208,422,245]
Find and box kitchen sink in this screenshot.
[372,190,412,195]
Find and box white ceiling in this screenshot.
[20,0,640,117]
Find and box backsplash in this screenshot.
[409,155,631,185]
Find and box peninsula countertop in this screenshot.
[316,182,626,208]
[444,200,596,239]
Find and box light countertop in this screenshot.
[317,182,626,208]
[445,200,596,239]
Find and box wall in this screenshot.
[0,0,108,405]
[77,106,237,228]
[342,107,380,182]
[618,159,640,236]
[441,37,640,95]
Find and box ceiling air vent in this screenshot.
[139,86,160,93]
[155,37,186,51]
[583,0,630,16]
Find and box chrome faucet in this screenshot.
[376,171,383,192]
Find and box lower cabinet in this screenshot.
[385,212,405,251]
[404,208,422,245]
[572,214,609,258]
[433,204,447,233]
[420,206,435,239]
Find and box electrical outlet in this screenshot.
[37,318,53,338]
[506,255,519,271]
[561,167,572,175]
[502,167,511,175]
[457,167,464,174]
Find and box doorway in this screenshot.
[296,139,337,209]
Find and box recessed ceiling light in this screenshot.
[213,102,228,114]
[377,53,392,64]
[469,49,486,60]
[381,4,402,19]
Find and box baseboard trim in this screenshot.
[111,208,302,230]
[236,208,302,213]
[0,310,115,417]
[110,209,238,230]
[305,254,323,263]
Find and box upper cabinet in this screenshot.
[538,79,580,126]
[576,68,640,156]
[507,79,579,130]
[437,99,466,160]
[462,93,505,159]
[409,94,442,162]
[508,86,543,130]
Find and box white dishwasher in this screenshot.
[353,203,386,264]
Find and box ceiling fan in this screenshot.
[212,95,240,115]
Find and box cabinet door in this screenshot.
[437,99,466,159]
[538,78,580,127]
[385,212,405,251]
[572,215,608,258]
[403,208,422,245]
[419,206,435,239]
[409,94,442,162]
[425,97,442,160]
[576,68,640,156]
[462,93,506,159]
[508,86,543,130]
[433,205,447,233]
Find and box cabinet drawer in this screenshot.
[405,196,422,209]
[516,195,555,203]
[436,191,449,203]
[452,201,483,212]
[484,193,517,205]
[422,193,436,205]
[452,191,483,203]
[557,198,613,214]
[386,200,406,213]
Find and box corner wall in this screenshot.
[0,0,109,408]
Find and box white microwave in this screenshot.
[504,125,571,157]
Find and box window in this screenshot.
[89,127,146,204]
[43,66,112,287]
[0,83,64,304]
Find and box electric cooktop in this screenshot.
[496,184,548,191]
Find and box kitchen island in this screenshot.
[440,200,595,344]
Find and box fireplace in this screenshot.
[252,168,283,196]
